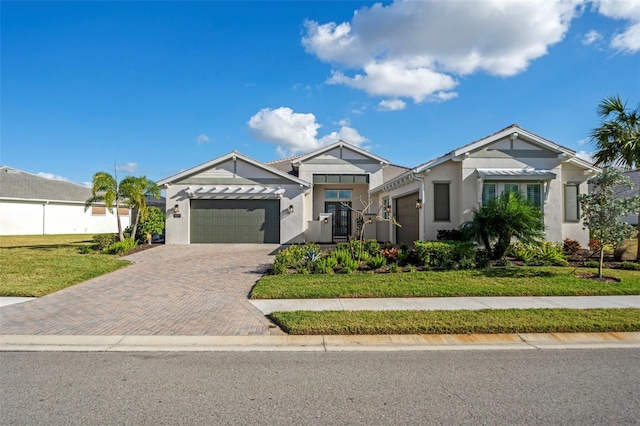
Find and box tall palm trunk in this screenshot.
[115,198,124,242]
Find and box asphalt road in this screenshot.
[1,349,638,425]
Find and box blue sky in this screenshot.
[2,1,639,186]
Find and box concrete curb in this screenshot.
[2,332,639,352]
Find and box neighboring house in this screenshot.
[158,124,598,246]
[0,166,131,235]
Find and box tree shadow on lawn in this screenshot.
[474,267,556,279]
[2,242,92,251]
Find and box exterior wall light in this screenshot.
[367,217,373,224]
[323,217,329,224]
[173,204,180,214]
[415,199,422,209]
[385,206,391,214]
[288,205,294,214]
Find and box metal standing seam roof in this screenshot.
[0,166,92,203]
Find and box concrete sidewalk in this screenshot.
[249,295,640,315]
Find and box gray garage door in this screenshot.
[190,199,280,243]
[395,192,420,245]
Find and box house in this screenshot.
[0,166,131,235]
[371,124,600,247]
[158,124,598,246]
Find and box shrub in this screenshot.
[619,261,640,271]
[388,263,400,273]
[584,260,600,268]
[333,249,352,266]
[314,256,338,274]
[509,241,568,266]
[363,239,381,256]
[414,241,476,270]
[124,224,146,244]
[366,254,387,269]
[341,257,360,273]
[537,242,568,266]
[397,248,418,266]
[436,229,464,241]
[103,238,137,255]
[404,264,417,272]
[563,238,582,255]
[589,238,602,253]
[93,233,118,251]
[475,249,491,268]
[381,247,398,261]
[272,245,307,274]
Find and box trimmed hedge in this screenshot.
[414,240,476,270]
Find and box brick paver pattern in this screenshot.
[0,245,284,336]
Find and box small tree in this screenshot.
[140,207,166,245]
[120,176,161,239]
[579,167,640,278]
[85,171,125,241]
[468,191,545,260]
[341,196,401,260]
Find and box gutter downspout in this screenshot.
[409,171,426,241]
[42,201,49,235]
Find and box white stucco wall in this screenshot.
[0,200,130,235]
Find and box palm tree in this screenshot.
[85,171,125,241]
[120,175,160,239]
[468,191,545,260]
[591,95,640,260]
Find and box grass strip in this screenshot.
[269,308,640,335]
[252,267,640,299]
[0,234,130,297]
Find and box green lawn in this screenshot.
[0,234,130,297]
[269,308,640,335]
[251,267,640,299]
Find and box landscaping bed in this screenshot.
[269,308,640,335]
[251,267,640,299]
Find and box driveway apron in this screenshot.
[0,245,284,336]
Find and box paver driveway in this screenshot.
[0,245,284,336]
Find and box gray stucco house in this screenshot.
[158,124,599,246]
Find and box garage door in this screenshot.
[395,192,420,245]
[190,200,280,243]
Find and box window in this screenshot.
[117,207,130,216]
[482,183,496,206]
[325,189,352,200]
[433,183,450,221]
[564,183,580,222]
[382,196,390,219]
[91,206,106,215]
[504,183,519,194]
[526,184,542,208]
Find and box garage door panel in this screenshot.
[190,199,280,243]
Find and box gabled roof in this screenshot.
[157,151,311,188]
[413,124,598,173]
[291,140,390,166]
[370,125,601,194]
[0,166,92,203]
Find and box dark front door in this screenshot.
[325,202,351,242]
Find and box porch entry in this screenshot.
[325,202,351,242]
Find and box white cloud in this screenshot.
[303,0,581,105]
[37,172,70,182]
[582,29,603,45]
[594,0,640,53]
[196,133,210,144]
[576,150,595,163]
[247,107,368,156]
[576,137,589,146]
[116,162,138,173]
[377,99,407,111]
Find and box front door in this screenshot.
[325,202,351,242]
